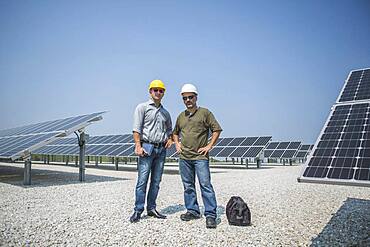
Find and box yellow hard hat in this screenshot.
[148,79,166,91]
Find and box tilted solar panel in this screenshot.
[264,141,302,159]
[0,112,105,160]
[338,69,370,103]
[214,136,271,158]
[299,68,370,187]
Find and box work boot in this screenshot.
[180,211,201,221]
[147,209,167,219]
[206,217,217,229]
[129,211,141,223]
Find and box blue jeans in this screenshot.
[179,159,217,218]
[134,146,166,213]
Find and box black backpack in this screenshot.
[226,196,251,226]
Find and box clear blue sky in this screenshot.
[1,0,369,143]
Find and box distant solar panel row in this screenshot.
[263,141,301,159]
[34,135,272,159]
[35,141,135,157]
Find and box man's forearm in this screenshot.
[133,132,141,147]
[208,131,221,147]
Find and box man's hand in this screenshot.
[165,139,173,148]
[198,145,212,156]
[135,144,144,157]
[175,142,182,154]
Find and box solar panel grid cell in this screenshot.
[243,146,263,157]
[229,147,250,158]
[216,147,236,157]
[240,137,258,146]
[228,137,246,146]
[209,147,224,157]
[254,136,271,146]
[217,138,234,146]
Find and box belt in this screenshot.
[141,141,165,148]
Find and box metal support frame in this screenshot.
[78,130,86,182]
[95,157,99,167]
[256,158,261,168]
[115,157,119,171]
[24,156,32,185]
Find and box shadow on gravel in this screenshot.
[0,165,129,188]
[310,198,370,247]
[160,204,226,216]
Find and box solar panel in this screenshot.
[209,147,224,157]
[217,138,234,146]
[243,146,264,157]
[299,68,370,187]
[294,144,313,158]
[264,141,302,159]
[217,147,236,157]
[229,146,250,157]
[0,112,105,160]
[214,136,271,158]
[228,137,246,146]
[241,137,258,146]
[338,68,370,103]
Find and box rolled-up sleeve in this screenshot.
[207,111,223,132]
[133,104,145,134]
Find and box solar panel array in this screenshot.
[299,68,370,187]
[34,135,272,159]
[35,134,136,157]
[209,136,272,158]
[263,141,301,159]
[0,112,105,160]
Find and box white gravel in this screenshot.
[0,161,369,246]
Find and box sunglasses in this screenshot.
[182,95,195,101]
[152,89,164,93]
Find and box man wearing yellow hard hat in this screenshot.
[130,79,173,223]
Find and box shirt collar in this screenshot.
[185,106,199,117]
[147,98,162,108]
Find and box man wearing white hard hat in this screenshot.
[173,83,222,229]
[130,79,173,223]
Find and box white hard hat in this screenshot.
[181,83,198,95]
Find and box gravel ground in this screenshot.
[0,161,369,246]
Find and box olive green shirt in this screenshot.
[173,107,222,160]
